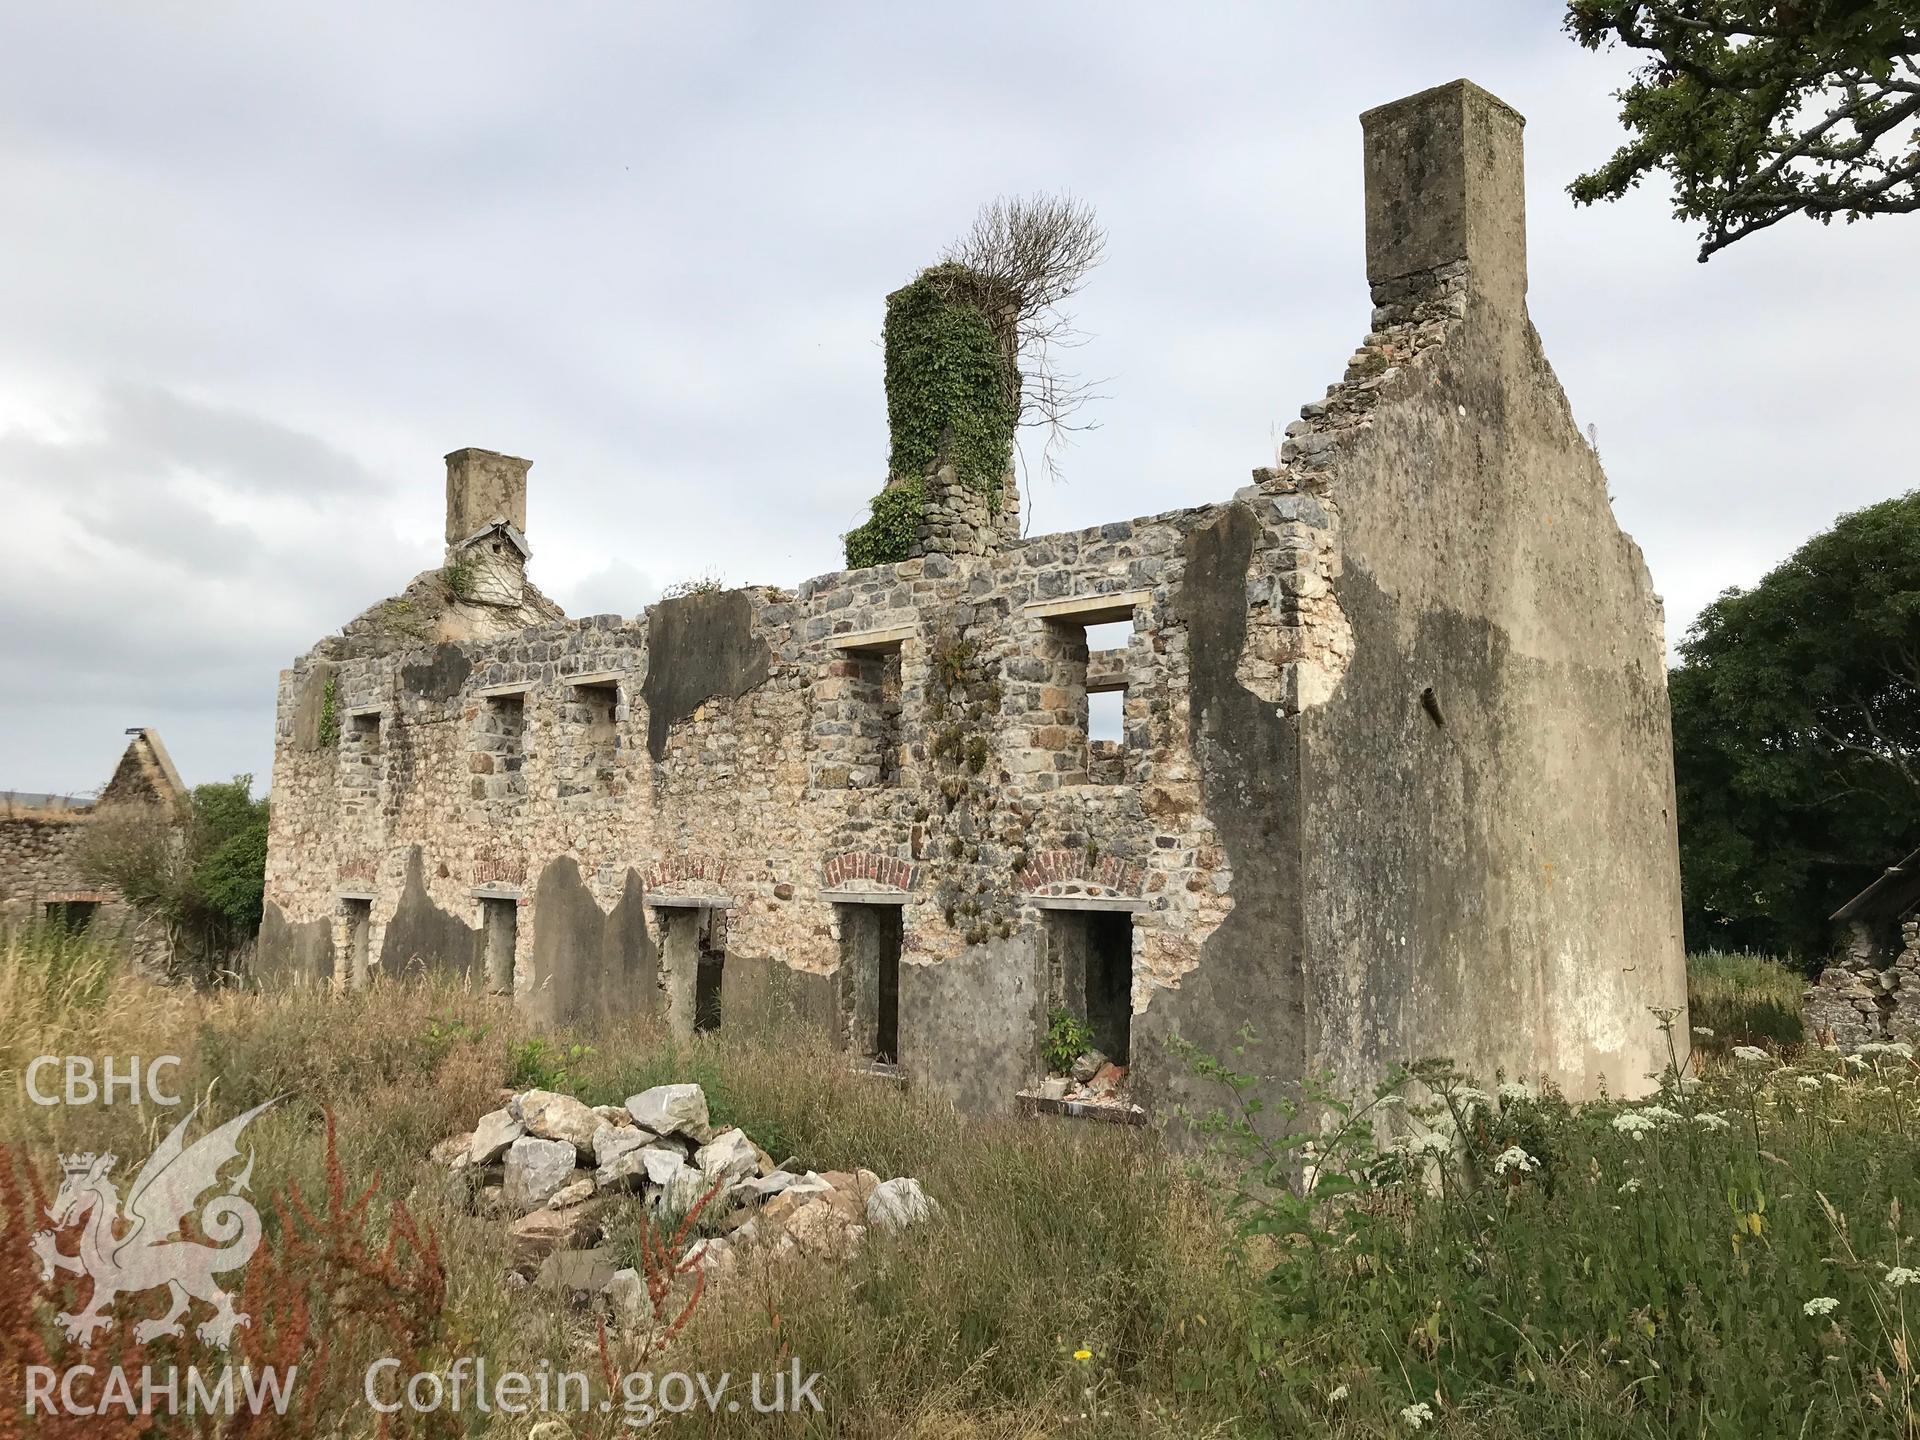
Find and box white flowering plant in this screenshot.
[1168,999,1920,1435]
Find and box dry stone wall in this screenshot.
[1806,919,1920,1050]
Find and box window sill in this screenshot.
[1015,1089,1148,1125]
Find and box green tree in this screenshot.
[1672,491,1920,959]
[1566,1,1920,259]
[80,773,271,983]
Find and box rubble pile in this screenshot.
[432,1081,935,1326]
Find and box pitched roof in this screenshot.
[451,518,531,559]
[1832,845,1920,924]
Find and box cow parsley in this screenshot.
[1803,1296,1839,1317]
[1493,1146,1539,1175]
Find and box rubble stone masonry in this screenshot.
[260,81,1687,1123]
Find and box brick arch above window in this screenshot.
[1018,848,1143,898]
[822,850,917,892]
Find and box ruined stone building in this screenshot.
[1,727,187,938]
[259,81,1686,1119]
[1808,847,1920,1050]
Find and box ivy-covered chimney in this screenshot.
[844,266,1020,568]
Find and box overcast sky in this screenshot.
[0,3,1910,797]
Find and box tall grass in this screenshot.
[0,921,170,1105]
[1688,948,1807,1051]
[6,939,1917,1437]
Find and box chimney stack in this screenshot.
[1360,80,1527,318]
[445,447,530,546]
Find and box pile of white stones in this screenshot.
[432,1082,935,1318]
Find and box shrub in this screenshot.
[505,1035,595,1093]
[661,573,725,599]
[78,774,271,984]
[1042,1007,1095,1075]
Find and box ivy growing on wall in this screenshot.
[883,265,1017,498]
[843,478,924,571]
[843,263,1017,570]
[317,672,341,749]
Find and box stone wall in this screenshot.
[1806,918,1920,1049]
[263,508,1241,1043]
[1280,82,1687,1103]
[912,461,1021,560]
[0,729,187,955]
[259,79,1686,1121]
[0,806,107,918]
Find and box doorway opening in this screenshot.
[658,905,726,1036]
[44,900,99,936]
[837,902,902,1065]
[694,951,724,1034]
[1045,909,1133,1064]
[343,898,373,990]
[481,897,517,995]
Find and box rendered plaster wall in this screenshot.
[1289,82,1685,1102]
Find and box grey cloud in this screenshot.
[0,1,1912,794]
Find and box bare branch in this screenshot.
[942,193,1108,485]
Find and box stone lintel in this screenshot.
[1088,649,1129,693]
[1023,590,1151,625]
[648,894,736,909]
[821,889,910,906]
[828,625,915,652]
[1028,894,1150,913]
[469,886,523,901]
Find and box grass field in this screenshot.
[1686,948,1808,1053]
[3,925,1915,1438]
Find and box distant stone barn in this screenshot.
[258,81,1686,1119]
[1810,848,1920,1050]
[1,727,187,950]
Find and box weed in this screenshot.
[1042,1008,1095,1075]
